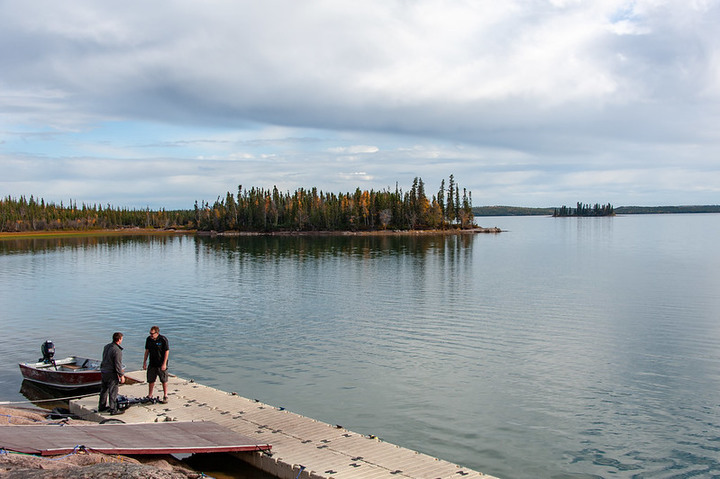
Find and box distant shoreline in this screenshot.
[473,205,720,216]
[0,226,502,240]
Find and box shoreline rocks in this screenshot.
[0,407,200,479]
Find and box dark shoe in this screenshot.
[161,396,168,404]
[110,409,125,415]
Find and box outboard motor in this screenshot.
[40,340,55,364]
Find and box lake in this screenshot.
[1,214,719,478]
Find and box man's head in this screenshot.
[113,332,123,344]
[149,326,160,338]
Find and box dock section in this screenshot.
[70,371,497,479]
[0,421,271,455]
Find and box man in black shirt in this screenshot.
[99,332,125,414]
[143,325,170,403]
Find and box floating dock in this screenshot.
[70,371,498,479]
[0,421,270,455]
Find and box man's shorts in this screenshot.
[147,366,168,384]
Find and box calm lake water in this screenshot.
[1,214,719,479]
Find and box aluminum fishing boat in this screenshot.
[19,341,103,389]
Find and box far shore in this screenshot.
[0,226,502,240]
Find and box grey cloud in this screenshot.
[4,2,715,132]
[2,1,719,207]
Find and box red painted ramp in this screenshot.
[0,421,272,456]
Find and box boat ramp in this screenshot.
[70,371,498,479]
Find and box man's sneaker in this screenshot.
[161,396,168,404]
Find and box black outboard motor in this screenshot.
[40,340,55,364]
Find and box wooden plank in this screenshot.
[0,421,271,456]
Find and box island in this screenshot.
[1,176,501,235]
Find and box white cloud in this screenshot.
[327,145,379,154]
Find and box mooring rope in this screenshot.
[45,445,85,461]
[0,391,99,406]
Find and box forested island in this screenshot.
[1,176,478,233]
[553,203,615,217]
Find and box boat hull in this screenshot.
[18,357,102,389]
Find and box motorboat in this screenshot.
[18,341,102,389]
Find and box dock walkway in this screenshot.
[70,371,497,479]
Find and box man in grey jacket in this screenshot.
[98,332,125,414]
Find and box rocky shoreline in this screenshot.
[0,407,201,478]
[200,226,502,237]
[0,226,502,240]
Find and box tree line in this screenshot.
[0,196,194,232]
[473,206,555,216]
[1,175,475,233]
[195,175,475,232]
[615,205,720,214]
[553,202,615,217]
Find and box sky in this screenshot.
[1,0,719,209]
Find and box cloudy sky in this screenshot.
[1,0,719,209]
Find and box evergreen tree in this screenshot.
[437,179,445,220]
[446,175,455,224]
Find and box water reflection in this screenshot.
[19,379,99,410]
[1,232,476,259]
[195,233,475,259]
[0,234,188,255]
[3,218,719,479]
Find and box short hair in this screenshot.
[150,326,160,333]
[112,332,123,342]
